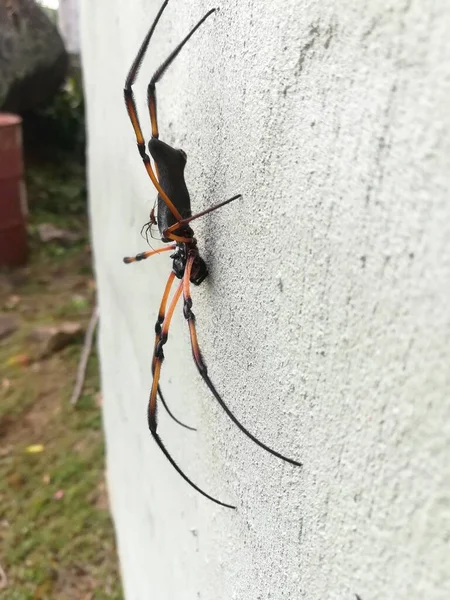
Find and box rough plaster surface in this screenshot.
[80,1,450,598]
[58,0,80,54]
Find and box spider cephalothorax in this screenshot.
[170,242,207,284]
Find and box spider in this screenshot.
[123,0,302,509]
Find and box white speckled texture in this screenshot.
[80,0,450,598]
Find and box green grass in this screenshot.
[0,214,122,599]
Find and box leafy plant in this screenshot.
[26,161,87,216]
[23,75,86,163]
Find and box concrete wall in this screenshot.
[58,0,80,54]
[80,1,450,599]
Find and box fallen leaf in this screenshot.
[25,444,44,454]
[4,295,20,310]
[42,473,51,484]
[6,354,30,368]
[7,472,25,488]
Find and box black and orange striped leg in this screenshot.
[123,244,176,264]
[148,279,183,432]
[152,271,195,431]
[124,0,183,222]
[183,255,302,468]
[148,275,235,509]
[145,8,221,247]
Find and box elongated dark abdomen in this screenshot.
[148,138,191,239]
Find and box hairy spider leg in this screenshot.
[153,271,195,431]
[149,277,235,509]
[183,255,303,468]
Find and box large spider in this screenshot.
[123,0,301,509]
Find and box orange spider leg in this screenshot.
[124,0,183,222]
[148,274,234,509]
[123,244,176,264]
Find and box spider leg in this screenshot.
[144,7,217,247]
[157,384,195,431]
[183,255,303,468]
[163,194,242,239]
[147,8,216,139]
[124,0,183,222]
[153,270,196,431]
[123,244,175,264]
[149,276,235,509]
[140,207,158,245]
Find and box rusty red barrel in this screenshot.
[0,113,28,266]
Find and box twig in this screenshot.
[0,561,7,590]
[70,304,99,405]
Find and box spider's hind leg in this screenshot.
[148,275,234,509]
[152,270,196,431]
[182,254,303,468]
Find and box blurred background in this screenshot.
[0,0,123,597]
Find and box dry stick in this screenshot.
[70,304,99,405]
[0,561,7,590]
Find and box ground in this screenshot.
[0,213,123,600]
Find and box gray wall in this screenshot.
[58,0,80,54]
[80,1,450,599]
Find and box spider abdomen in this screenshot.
[148,137,191,239]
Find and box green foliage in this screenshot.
[24,75,86,163]
[37,76,85,159]
[26,161,87,215]
[23,69,87,216]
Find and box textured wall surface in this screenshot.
[58,0,80,54]
[80,1,450,599]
